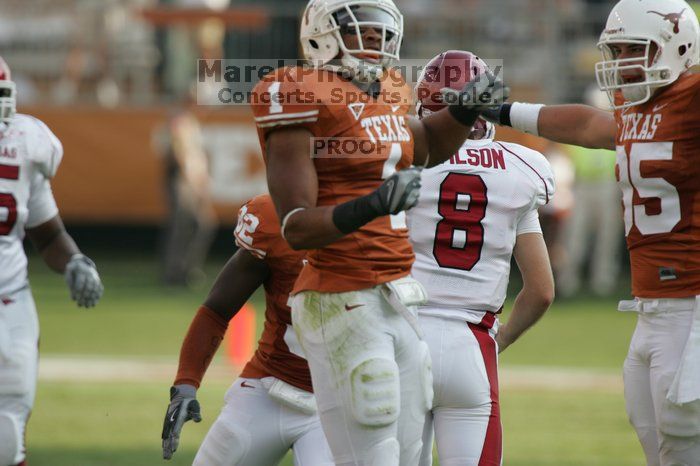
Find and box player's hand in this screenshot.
[162,384,202,460]
[369,167,422,215]
[440,71,509,127]
[495,325,511,354]
[441,70,510,111]
[64,254,103,308]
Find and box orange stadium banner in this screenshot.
[22,106,267,225]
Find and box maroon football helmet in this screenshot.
[415,50,494,140]
[0,57,16,125]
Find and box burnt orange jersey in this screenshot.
[234,194,311,391]
[251,66,415,293]
[613,73,700,298]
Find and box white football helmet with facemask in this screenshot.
[300,0,403,82]
[596,0,700,109]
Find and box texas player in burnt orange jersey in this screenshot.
[250,1,508,465]
[251,1,509,464]
[161,195,333,466]
[485,1,700,464]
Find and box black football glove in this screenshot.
[161,384,201,460]
[441,70,510,126]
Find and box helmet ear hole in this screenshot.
[679,44,688,56]
[309,39,319,49]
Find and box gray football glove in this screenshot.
[370,166,422,215]
[333,166,422,234]
[64,254,103,308]
[162,384,202,460]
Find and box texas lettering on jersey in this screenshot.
[360,115,411,143]
[234,195,312,392]
[251,66,416,294]
[619,111,662,141]
[613,73,700,298]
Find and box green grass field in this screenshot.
[25,251,645,465]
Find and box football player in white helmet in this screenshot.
[253,0,508,464]
[0,57,103,466]
[300,0,403,83]
[484,1,700,464]
[410,50,555,466]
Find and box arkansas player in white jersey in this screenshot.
[485,1,700,464]
[408,51,556,466]
[0,57,103,466]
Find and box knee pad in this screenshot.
[193,418,249,466]
[350,358,400,427]
[366,437,399,466]
[0,413,21,466]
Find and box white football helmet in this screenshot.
[0,57,15,125]
[300,0,403,82]
[596,0,700,109]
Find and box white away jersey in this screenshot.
[408,138,555,323]
[0,114,63,296]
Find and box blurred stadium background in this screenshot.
[5,0,699,464]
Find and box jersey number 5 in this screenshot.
[433,172,487,271]
[0,164,19,235]
[617,142,681,236]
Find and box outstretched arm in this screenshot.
[539,105,616,149]
[162,247,269,460]
[486,103,617,150]
[497,232,554,353]
[174,247,269,388]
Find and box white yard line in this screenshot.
[39,355,622,391]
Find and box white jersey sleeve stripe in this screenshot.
[254,110,319,122]
[495,142,550,204]
[256,118,318,129]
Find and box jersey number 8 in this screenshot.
[433,172,487,271]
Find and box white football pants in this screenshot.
[0,287,38,466]
[418,313,502,466]
[291,283,433,466]
[623,296,700,466]
[193,377,334,466]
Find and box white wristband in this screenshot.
[510,102,545,136]
[280,207,306,241]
